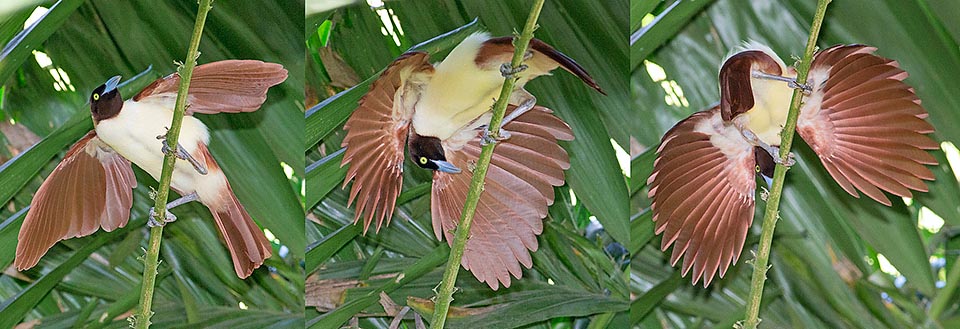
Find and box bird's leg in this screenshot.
[737,123,796,167]
[156,134,208,175]
[147,192,200,227]
[752,70,812,94]
[480,89,538,145]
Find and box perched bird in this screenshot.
[647,43,938,286]
[340,32,603,289]
[16,60,288,278]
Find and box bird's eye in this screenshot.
[93,93,100,101]
[419,157,428,165]
[755,165,761,173]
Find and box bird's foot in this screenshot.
[147,207,177,227]
[777,152,797,167]
[480,129,511,146]
[788,80,813,94]
[500,63,528,79]
[157,134,208,175]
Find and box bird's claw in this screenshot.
[147,207,177,227]
[500,63,528,79]
[479,129,511,146]
[777,152,796,167]
[788,80,813,94]
[157,135,208,175]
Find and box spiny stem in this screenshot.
[742,0,831,328]
[428,0,545,328]
[133,0,213,327]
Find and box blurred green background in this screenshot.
[0,0,304,327]
[631,0,960,328]
[305,0,632,328]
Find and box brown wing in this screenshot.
[192,143,272,278]
[797,45,938,206]
[133,60,287,114]
[647,107,757,286]
[432,105,573,290]
[477,37,603,94]
[15,131,136,270]
[340,52,434,232]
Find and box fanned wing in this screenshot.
[647,107,756,286]
[133,60,287,114]
[341,52,434,232]
[797,45,938,205]
[431,105,573,290]
[15,131,136,270]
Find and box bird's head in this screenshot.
[90,76,123,122]
[753,146,777,188]
[408,134,461,174]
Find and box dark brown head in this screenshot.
[408,133,460,173]
[90,76,123,122]
[753,146,776,187]
[719,50,782,121]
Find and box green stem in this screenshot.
[741,0,830,328]
[133,0,213,327]
[428,0,545,328]
[929,254,960,321]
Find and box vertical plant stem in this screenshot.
[428,0,545,328]
[742,0,830,328]
[133,0,213,327]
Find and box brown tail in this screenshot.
[209,188,273,278]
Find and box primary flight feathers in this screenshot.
[648,44,937,286]
[16,60,287,278]
[341,32,601,289]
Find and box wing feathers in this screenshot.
[341,52,433,232]
[648,108,757,286]
[134,60,287,114]
[798,45,938,205]
[16,132,136,270]
[432,105,571,290]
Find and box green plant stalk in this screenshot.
[742,0,830,328]
[428,0,545,328]
[133,0,213,327]
[929,254,960,320]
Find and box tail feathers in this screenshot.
[210,189,272,278]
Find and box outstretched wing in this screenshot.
[16,131,136,270]
[341,52,433,232]
[797,45,938,205]
[432,105,573,290]
[647,107,756,286]
[134,60,287,114]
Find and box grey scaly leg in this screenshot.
[157,134,208,175]
[147,192,200,227]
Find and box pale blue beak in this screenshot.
[433,160,461,174]
[103,75,121,93]
[762,175,774,188]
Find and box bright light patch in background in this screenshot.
[367,0,404,46]
[641,14,655,27]
[876,254,900,277]
[611,139,630,178]
[568,189,577,206]
[264,229,278,243]
[941,141,960,181]
[280,161,295,179]
[238,302,248,310]
[644,60,688,108]
[918,207,944,233]
[24,6,47,28]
